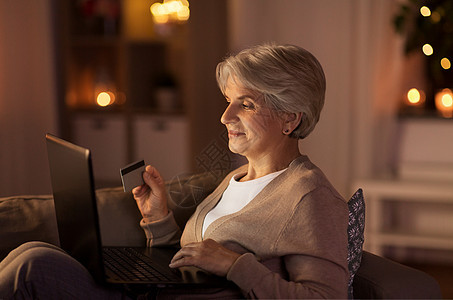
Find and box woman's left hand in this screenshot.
[169,239,241,277]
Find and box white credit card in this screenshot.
[120,160,145,192]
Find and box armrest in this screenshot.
[353,251,442,299]
[0,195,59,259]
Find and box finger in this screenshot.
[142,166,165,195]
[171,248,191,264]
[169,250,192,268]
[170,242,208,264]
[170,244,201,263]
[144,165,163,182]
[132,183,148,197]
[169,256,188,268]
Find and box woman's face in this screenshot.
[220,78,286,159]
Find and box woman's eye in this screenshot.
[242,102,254,110]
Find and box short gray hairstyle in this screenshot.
[216,43,326,139]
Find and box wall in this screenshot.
[0,0,404,198]
[228,0,404,197]
[184,0,229,172]
[0,0,58,196]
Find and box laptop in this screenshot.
[45,133,230,289]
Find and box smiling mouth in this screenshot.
[228,130,245,138]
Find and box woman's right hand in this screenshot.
[132,165,169,222]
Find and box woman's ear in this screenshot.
[282,112,302,135]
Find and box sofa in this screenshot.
[0,172,442,299]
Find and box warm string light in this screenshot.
[440,58,451,70]
[420,6,431,17]
[422,44,433,56]
[419,5,451,70]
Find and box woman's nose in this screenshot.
[220,103,238,125]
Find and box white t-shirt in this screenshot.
[202,169,286,237]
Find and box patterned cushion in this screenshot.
[347,188,365,299]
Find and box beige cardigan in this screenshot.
[141,156,349,299]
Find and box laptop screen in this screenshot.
[46,133,105,283]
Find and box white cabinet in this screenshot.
[353,178,453,260]
[72,113,128,187]
[72,113,190,186]
[132,115,189,181]
[397,118,453,181]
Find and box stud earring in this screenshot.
[284,129,290,134]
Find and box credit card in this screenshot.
[120,160,145,192]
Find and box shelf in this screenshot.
[69,36,122,47]
[69,107,185,117]
[354,177,453,260]
[57,0,190,185]
[375,232,453,251]
[398,108,453,120]
[58,0,184,114]
[355,178,453,203]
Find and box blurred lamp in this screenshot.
[96,91,115,107]
[150,0,190,24]
[435,89,453,118]
[405,88,425,107]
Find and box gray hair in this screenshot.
[216,43,326,139]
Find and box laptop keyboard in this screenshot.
[103,247,179,282]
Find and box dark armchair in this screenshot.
[0,172,443,299]
[169,173,443,299]
[353,250,442,299]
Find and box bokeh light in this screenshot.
[440,58,451,70]
[422,44,434,56]
[420,6,431,17]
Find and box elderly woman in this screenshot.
[0,43,348,299]
[134,43,349,298]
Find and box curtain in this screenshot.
[0,0,57,196]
